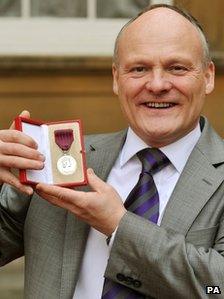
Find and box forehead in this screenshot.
[117,8,203,63]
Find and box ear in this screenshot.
[112,63,119,95]
[205,61,215,95]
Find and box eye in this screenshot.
[131,66,147,73]
[169,65,188,74]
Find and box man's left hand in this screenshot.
[36,168,127,236]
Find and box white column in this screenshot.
[21,0,30,18]
[87,0,97,19]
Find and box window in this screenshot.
[0,0,173,56]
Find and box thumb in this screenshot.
[87,168,107,193]
[10,110,31,129]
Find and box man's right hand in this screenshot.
[0,110,45,195]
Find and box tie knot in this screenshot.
[137,148,170,175]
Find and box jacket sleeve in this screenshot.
[0,184,32,266]
[104,211,224,299]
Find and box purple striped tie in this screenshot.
[101,148,170,299]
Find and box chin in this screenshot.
[141,128,175,147]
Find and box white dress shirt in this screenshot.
[73,124,201,299]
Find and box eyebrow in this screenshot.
[122,56,194,67]
[164,58,193,65]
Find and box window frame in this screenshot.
[0,0,173,56]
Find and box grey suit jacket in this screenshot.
[0,117,224,299]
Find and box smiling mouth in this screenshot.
[143,102,176,109]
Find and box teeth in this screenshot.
[145,102,174,108]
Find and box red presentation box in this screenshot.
[15,116,87,187]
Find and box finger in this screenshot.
[0,168,33,195]
[36,188,79,212]
[36,189,62,204]
[36,183,87,204]
[87,168,109,193]
[0,130,38,149]
[0,141,45,161]
[10,110,30,130]
[0,156,44,170]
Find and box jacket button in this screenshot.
[133,279,142,288]
[125,276,134,285]
[116,273,125,282]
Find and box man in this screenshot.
[0,4,223,299]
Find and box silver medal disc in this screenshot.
[57,155,77,175]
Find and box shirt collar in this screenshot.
[120,124,201,173]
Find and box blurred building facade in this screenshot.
[0,0,223,298]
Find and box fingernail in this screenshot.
[88,168,94,175]
[37,161,44,169]
[39,154,45,161]
[26,187,33,195]
[32,141,38,149]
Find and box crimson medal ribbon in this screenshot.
[54,129,74,152]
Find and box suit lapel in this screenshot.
[84,130,127,180]
[161,119,224,235]
[60,131,127,298]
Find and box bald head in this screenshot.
[113,5,210,68]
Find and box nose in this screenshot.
[145,69,172,95]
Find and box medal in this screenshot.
[54,129,77,175]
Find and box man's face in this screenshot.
[113,8,215,147]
